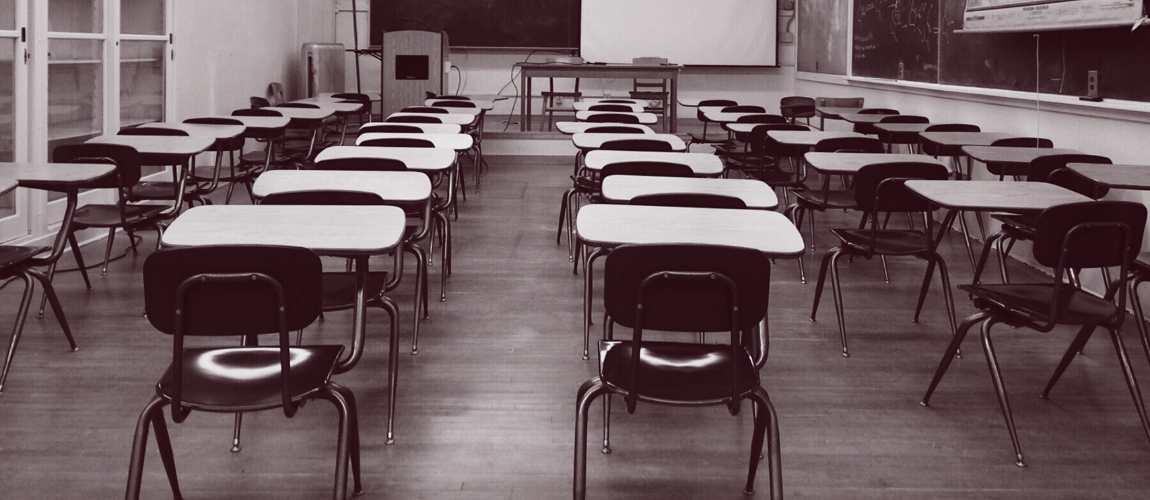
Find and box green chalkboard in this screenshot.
[850,0,1150,102]
[370,0,580,49]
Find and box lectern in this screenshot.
[381,30,448,117]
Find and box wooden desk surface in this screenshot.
[360,122,461,134]
[574,110,659,124]
[573,102,645,112]
[86,135,215,157]
[724,123,807,134]
[918,131,1014,148]
[252,170,432,203]
[290,99,364,114]
[425,99,494,110]
[904,180,1090,212]
[162,205,405,255]
[387,112,475,125]
[0,162,116,192]
[210,115,290,131]
[962,146,1082,165]
[554,122,654,135]
[815,106,866,119]
[1067,163,1150,190]
[415,106,482,116]
[576,204,805,257]
[264,106,336,121]
[355,132,474,151]
[702,111,773,123]
[314,146,455,173]
[583,150,723,175]
[873,123,932,134]
[601,175,778,209]
[138,122,245,140]
[571,133,686,151]
[766,130,866,147]
[803,153,949,175]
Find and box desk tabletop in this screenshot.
[356,132,474,150]
[918,131,1014,148]
[290,99,364,114]
[573,101,645,112]
[415,105,482,116]
[314,146,456,173]
[554,122,654,135]
[724,123,806,134]
[574,110,659,124]
[576,204,804,257]
[839,113,900,124]
[1067,163,1150,190]
[163,205,405,255]
[583,150,724,175]
[815,106,867,119]
[264,105,336,121]
[873,123,932,134]
[387,112,476,125]
[601,175,778,209]
[702,111,773,123]
[87,134,215,157]
[803,153,949,174]
[904,180,1090,212]
[581,98,647,106]
[572,133,686,151]
[766,130,866,147]
[252,170,432,203]
[0,162,116,192]
[962,146,1082,165]
[360,122,461,134]
[137,122,245,140]
[425,99,494,110]
[210,115,291,131]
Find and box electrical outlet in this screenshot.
[555,96,564,105]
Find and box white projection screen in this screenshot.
[960,0,1145,33]
[580,0,778,66]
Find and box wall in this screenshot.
[172,0,335,119]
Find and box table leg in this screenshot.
[35,189,81,317]
[520,69,529,132]
[669,75,677,133]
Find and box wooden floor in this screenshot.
[2,153,1150,499]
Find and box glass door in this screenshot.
[0,0,28,241]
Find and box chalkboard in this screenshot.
[851,0,1150,102]
[798,0,850,75]
[369,0,580,50]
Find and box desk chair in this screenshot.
[0,245,75,394]
[386,115,444,124]
[231,108,295,200]
[921,201,1150,467]
[876,115,930,153]
[780,96,816,126]
[788,136,885,253]
[629,57,671,130]
[814,97,865,130]
[331,92,373,128]
[542,77,581,132]
[920,123,982,179]
[852,108,899,135]
[429,100,488,192]
[810,162,956,357]
[117,127,203,210]
[400,106,449,114]
[358,124,422,134]
[126,245,362,499]
[249,96,269,109]
[985,137,1055,180]
[183,117,247,207]
[584,113,640,124]
[574,244,780,500]
[686,99,738,150]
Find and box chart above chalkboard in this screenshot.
[850,0,1150,103]
[369,0,580,50]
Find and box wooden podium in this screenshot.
[381,30,448,117]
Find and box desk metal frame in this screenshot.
[517,63,681,132]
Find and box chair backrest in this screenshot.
[1047,167,1110,200]
[313,157,408,171]
[599,139,674,152]
[1033,201,1146,272]
[429,95,470,100]
[250,96,270,109]
[736,114,787,124]
[266,82,286,105]
[52,143,141,190]
[853,162,950,214]
[599,99,636,104]
[358,137,435,148]
[588,104,633,112]
[813,136,884,153]
[815,97,864,107]
[386,115,443,123]
[182,118,248,150]
[185,117,244,127]
[924,123,980,133]
[331,93,371,108]
[1026,154,1110,183]
[583,125,645,134]
[600,161,694,179]
[857,108,899,115]
[430,100,477,108]
[630,193,747,209]
[721,105,767,113]
[400,106,448,114]
[118,126,189,137]
[585,113,640,124]
[696,99,738,120]
[260,190,386,206]
[991,137,1053,148]
[233,108,283,117]
[779,96,816,119]
[879,115,929,124]
[358,124,422,134]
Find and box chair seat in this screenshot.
[189,164,259,183]
[687,132,727,144]
[72,203,167,228]
[958,283,1119,325]
[832,228,932,255]
[131,181,182,200]
[156,345,343,411]
[794,189,856,209]
[599,340,758,403]
[321,271,388,311]
[990,212,1038,235]
[0,246,48,271]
